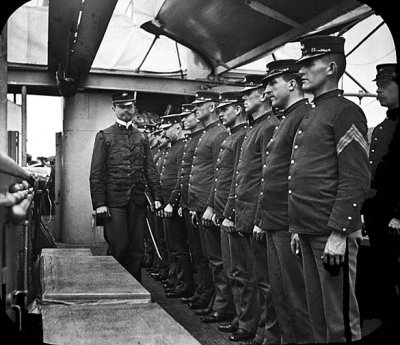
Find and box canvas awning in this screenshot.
[140,0,373,74]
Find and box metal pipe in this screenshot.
[346,21,385,58]
[344,71,369,94]
[343,92,377,98]
[21,86,27,166]
[175,42,184,79]
[0,25,7,153]
[23,220,29,296]
[135,35,159,73]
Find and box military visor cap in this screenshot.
[216,92,243,109]
[111,90,137,105]
[240,74,266,93]
[160,113,182,129]
[191,91,220,104]
[373,63,398,81]
[145,122,161,133]
[297,35,345,64]
[180,103,195,117]
[151,128,163,136]
[261,59,300,83]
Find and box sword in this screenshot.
[146,217,162,261]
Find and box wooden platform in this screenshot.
[42,303,201,345]
[40,255,151,304]
[41,248,93,257]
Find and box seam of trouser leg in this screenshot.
[343,237,351,342]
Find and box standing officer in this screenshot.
[222,75,281,345]
[205,92,249,330]
[89,91,162,283]
[254,60,313,344]
[362,63,399,321]
[170,105,214,308]
[160,111,194,298]
[290,36,370,343]
[189,91,235,322]
[149,127,171,282]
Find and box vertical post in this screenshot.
[0,25,8,154]
[21,85,27,166]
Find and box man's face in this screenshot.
[149,133,161,146]
[159,134,169,146]
[218,104,237,128]
[165,123,180,141]
[182,112,198,130]
[113,102,136,122]
[242,89,262,115]
[299,58,328,93]
[194,102,212,121]
[265,75,291,110]
[376,79,399,109]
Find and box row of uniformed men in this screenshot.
[144,35,397,345]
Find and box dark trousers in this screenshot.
[183,208,214,303]
[299,232,361,343]
[104,200,146,282]
[143,207,155,266]
[266,230,313,344]
[197,212,235,314]
[228,232,259,333]
[250,236,281,345]
[364,215,400,319]
[153,214,170,277]
[163,217,178,283]
[164,212,194,295]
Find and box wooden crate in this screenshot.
[40,255,151,304]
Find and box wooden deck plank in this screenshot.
[41,248,93,257]
[42,303,201,345]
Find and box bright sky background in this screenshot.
[7,94,63,159]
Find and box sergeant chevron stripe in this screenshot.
[336,124,369,155]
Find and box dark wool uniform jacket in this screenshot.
[154,144,170,174]
[207,123,247,219]
[188,120,228,212]
[89,123,162,209]
[366,108,399,193]
[363,108,400,221]
[159,138,185,204]
[224,111,279,233]
[170,129,203,209]
[255,99,310,230]
[288,90,370,235]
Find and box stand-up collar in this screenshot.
[230,122,247,134]
[116,118,134,129]
[284,98,309,116]
[312,89,343,106]
[386,107,399,120]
